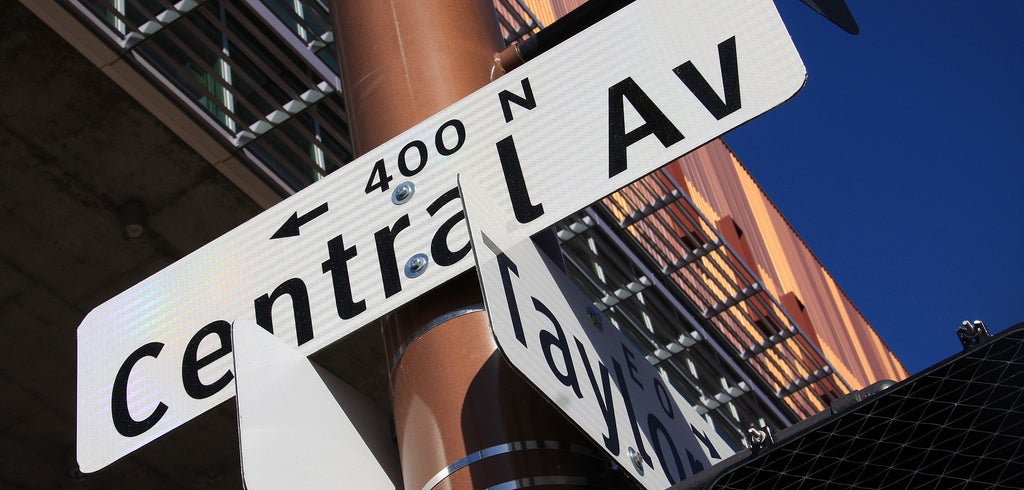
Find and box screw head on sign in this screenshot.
[404,253,429,278]
[628,447,644,475]
[586,305,604,331]
[392,181,415,205]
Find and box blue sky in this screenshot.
[724,1,1023,374]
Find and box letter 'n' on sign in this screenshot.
[499,78,536,123]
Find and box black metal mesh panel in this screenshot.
[683,323,1024,489]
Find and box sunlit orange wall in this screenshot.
[668,139,909,388]
[520,0,907,389]
[521,0,587,26]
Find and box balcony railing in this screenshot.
[554,168,851,443]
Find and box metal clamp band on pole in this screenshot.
[493,0,635,73]
[388,304,485,373]
[421,440,603,490]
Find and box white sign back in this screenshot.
[78,0,803,471]
[232,319,402,489]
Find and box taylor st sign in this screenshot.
[461,174,734,488]
[77,0,806,471]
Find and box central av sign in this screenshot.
[78,0,804,471]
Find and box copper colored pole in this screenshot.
[330,1,621,489]
[331,0,502,155]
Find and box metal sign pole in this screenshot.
[329,1,616,488]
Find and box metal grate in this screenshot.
[494,0,544,44]
[679,323,1024,489]
[555,168,853,446]
[599,169,849,419]
[64,0,349,194]
[555,211,788,447]
[250,0,338,72]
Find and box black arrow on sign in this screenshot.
[271,202,329,239]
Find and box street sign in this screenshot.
[232,319,401,489]
[460,174,733,488]
[78,0,804,471]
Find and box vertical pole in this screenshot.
[331,0,501,155]
[330,1,623,489]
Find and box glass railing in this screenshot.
[61,0,541,195]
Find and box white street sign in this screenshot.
[460,174,733,488]
[232,319,402,489]
[78,0,803,471]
